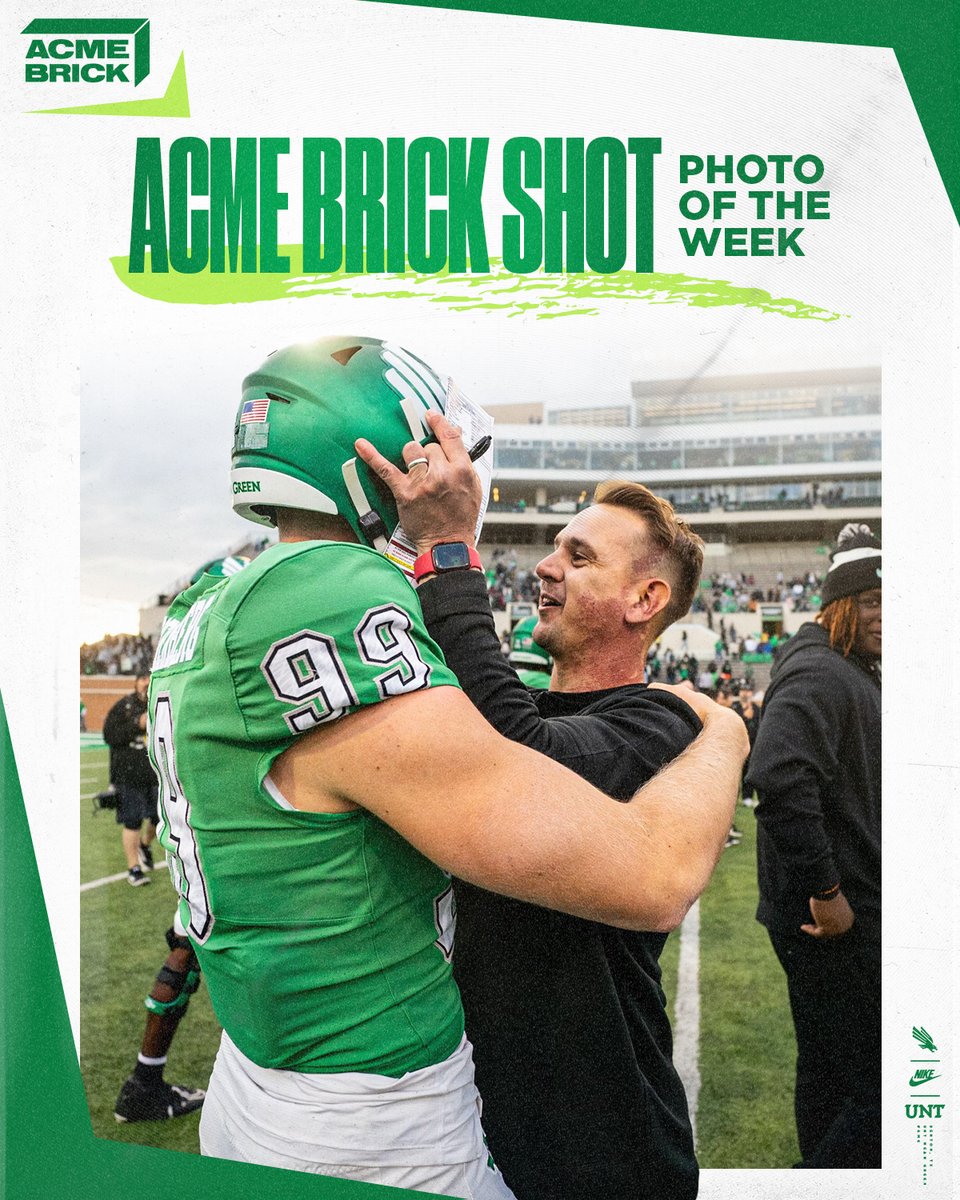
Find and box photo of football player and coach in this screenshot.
[81,332,881,1197]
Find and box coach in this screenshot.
[361,414,741,1200]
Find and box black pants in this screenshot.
[767,926,881,1168]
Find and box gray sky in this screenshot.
[80,302,878,643]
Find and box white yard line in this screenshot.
[80,859,169,892]
[673,899,702,1146]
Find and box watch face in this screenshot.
[433,542,471,571]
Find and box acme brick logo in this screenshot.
[21,18,150,86]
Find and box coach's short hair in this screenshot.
[594,480,704,634]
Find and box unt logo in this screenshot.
[21,18,150,85]
[905,1104,946,1118]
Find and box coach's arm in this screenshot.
[270,684,746,932]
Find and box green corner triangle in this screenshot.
[0,691,440,1200]
[27,51,190,118]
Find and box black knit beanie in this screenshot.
[821,523,882,606]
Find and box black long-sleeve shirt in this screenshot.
[746,622,881,941]
[419,571,702,1200]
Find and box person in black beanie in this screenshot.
[747,523,881,1168]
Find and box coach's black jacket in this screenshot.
[746,622,881,943]
[420,570,701,1200]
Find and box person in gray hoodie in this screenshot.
[747,524,881,1169]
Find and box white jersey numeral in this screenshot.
[261,632,360,733]
[152,693,213,943]
[262,607,431,731]
[433,882,457,962]
[355,605,431,697]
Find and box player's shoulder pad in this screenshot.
[222,540,432,659]
[222,541,458,739]
[233,540,418,610]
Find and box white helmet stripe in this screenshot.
[399,392,431,441]
[382,343,446,440]
[383,343,445,407]
[231,467,338,526]
[342,457,388,551]
[384,366,435,439]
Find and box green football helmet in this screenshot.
[190,555,251,585]
[231,335,447,550]
[509,616,552,670]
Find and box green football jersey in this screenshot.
[149,541,464,1077]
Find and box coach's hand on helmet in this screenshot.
[356,411,483,553]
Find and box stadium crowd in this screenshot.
[81,633,155,676]
[79,572,812,676]
[693,570,824,617]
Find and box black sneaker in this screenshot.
[127,866,150,887]
[137,842,155,872]
[114,1076,205,1122]
[723,834,741,849]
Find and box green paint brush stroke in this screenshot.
[110,250,845,321]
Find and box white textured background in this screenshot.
[0,2,956,1196]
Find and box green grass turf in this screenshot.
[693,806,801,1168]
[658,919,680,1005]
[80,748,218,1153]
[80,756,799,1167]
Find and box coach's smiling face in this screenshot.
[533,504,671,690]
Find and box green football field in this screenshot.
[80,742,799,1169]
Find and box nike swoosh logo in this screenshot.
[910,1071,941,1086]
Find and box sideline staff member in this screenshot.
[748,524,881,1168]
[102,673,158,887]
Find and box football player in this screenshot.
[148,335,746,1195]
[507,615,552,689]
[114,559,251,1124]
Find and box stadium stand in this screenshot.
[83,366,878,715]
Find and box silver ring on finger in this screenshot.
[407,457,429,470]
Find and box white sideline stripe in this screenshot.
[80,859,170,893]
[673,900,701,1147]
